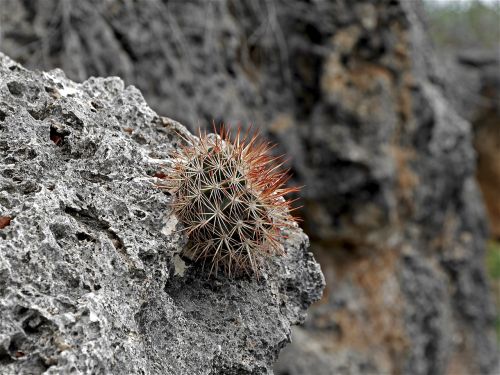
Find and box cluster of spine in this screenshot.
[163,126,298,277]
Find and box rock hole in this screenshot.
[0,348,14,365]
[7,332,25,355]
[133,210,147,219]
[15,306,29,317]
[50,124,70,146]
[90,100,102,110]
[44,86,60,99]
[107,228,124,251]
[76,232,94,242]
[7,81,24,97]
[22,310,47,334]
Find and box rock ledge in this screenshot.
[0,53,324,375]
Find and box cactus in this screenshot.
[163,126,298,277]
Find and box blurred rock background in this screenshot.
[1,0,499,373]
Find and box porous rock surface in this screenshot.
[1,0,498,374]
[0,53,324,374]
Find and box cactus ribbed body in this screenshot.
[164,127,297,277]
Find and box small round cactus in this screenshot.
[163,126,298,277]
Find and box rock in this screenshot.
[439,48,500,238]
[0,53,324,374]
[1,0,498,373]
[474,62,500,239]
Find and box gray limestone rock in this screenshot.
[0,0,498,373]
[0,53,324,374]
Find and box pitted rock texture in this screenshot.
[0,0,498,374]
[0,53,324,374]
